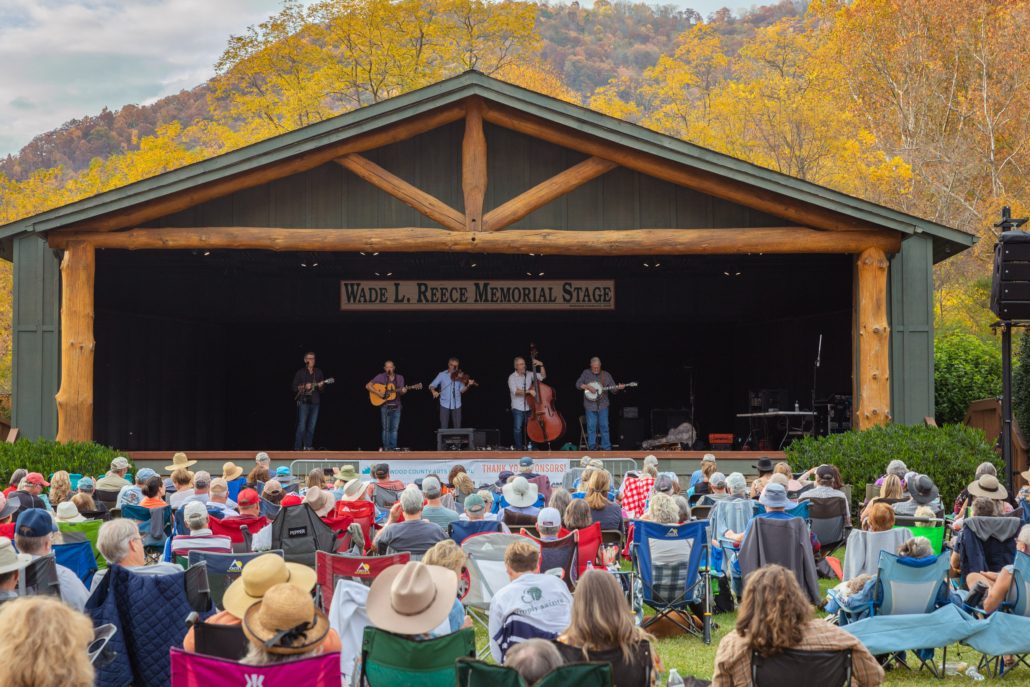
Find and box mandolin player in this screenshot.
[509,355,546,450]
[366,360,407,450]
[576,356,624,451]
[429,357,474,429]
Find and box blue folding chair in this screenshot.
[226,477,247,503]
[753,500,810,520]
[54,539,98,587]
[631,519,712,643]
[122,503,173,564]
[448,519,504,545]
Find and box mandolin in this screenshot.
[294,377,335,401]
[369,382,423,407]
[583,381,638,402]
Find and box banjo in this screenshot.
[583,381,638,402]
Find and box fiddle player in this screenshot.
[429,357,473,429]
[293,351,327,451]
[366,360,407,451]
[576,356,624,451]
[509,356,546,450]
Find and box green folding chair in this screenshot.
[893,516,946,555]
[58,519,106,570]
[360,626,475,687]
[455,657,613,686]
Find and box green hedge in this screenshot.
[0,439,121,485]
[786,423,1000,514]
[934,333,1002,425]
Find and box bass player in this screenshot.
[366,360,408,450]
[509,355,546,451]
[576,356,625,451]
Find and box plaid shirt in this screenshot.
[621,476,654,519]
[712,618,884,686]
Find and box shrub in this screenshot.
[0,439,121,486]
[934,333,1002,425]
[1013,330,1030,439]
[786,423,1000,514]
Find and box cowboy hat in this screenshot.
[367,562,458,635]
[303,486,334,517]
[221,461,244,482]
[0,537,31,576]
[222,553,317,619]
[340,479,368,502]
[907,474,940,505]
[0,494,17,521]
[752,457,774,473]
[968,474,1008,501]
[55,501,86,523]
[164,452,197,472]
[502,476,539,508]
[242,583,330,655]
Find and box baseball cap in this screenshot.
[183,501,209,528]
[111,457,130,470]
[519,456,534,467]
[136,468,158,483]
[463,493,486,514]
[209,478,228,495]
[24,472,49,487]
[237,488,260,507]
[255,452,271,464]
[495,470,514,487]
[654,475,674,493]
[422,476,442,499]
[194,471,211,488]
[263,479,283,495]
[536,507,561,528]
[701,453,717,464]
[373,463,390,479]
[77,476,95,492]
[710,472,727,489]
[816,465,837,481]
[281,494,303,507]
[15,508,57,537]
[643,455,659,467]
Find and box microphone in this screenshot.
[815,334,823,368]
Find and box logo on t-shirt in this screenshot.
[521,587,543,604]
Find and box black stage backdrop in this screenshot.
[94,250,852,451]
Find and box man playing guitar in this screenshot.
[293,352,327,451]
[366,360,408,450]
[576,356,624,451]
[429,357,475,429]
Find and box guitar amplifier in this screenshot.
[473,429,500,450]
[708,433,734,450]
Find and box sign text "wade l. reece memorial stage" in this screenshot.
[340,279,615,311]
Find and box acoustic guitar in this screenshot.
[583,381,638,402]
[294,377,335,401]
[369,382,423,406]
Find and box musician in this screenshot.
[292,352,326,451]
[575,356,624,451]
[429,357,471,429]
[366,360,407,451]
[508,356,546,451]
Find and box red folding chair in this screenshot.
[559,522,602,577]
[315,551,409,611]
[518,529,579,591]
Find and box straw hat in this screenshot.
[222,553,317,619]
[221,462,244,482]
[55,501,86,523]
[968,474,1008,501]
[0,537,31,576]
[164,452,197,472]
[242,583,330,656]
[367,562,457,635]
[340,479,368,502]
[502,476,539,508]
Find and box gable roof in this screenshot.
[0,70,974,261]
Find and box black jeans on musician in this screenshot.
[294,402,319,450]
[512,409,531,450]
[439,405,462,429]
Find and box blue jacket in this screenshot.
[87,565,206,687]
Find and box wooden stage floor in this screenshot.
[127,449,785,463]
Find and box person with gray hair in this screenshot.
[575,356,623,451]
[953,461,1002,515]
[90,518,181,592]
[503,638,564,685]
[876,459,908,486]
[725,472,749,498]
[964,524,1030,613]
[374,485,445,557]
[421,476,458,529]
[170,500,232,559]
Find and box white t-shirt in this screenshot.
[488,572,572,662]
[508,371,543,412]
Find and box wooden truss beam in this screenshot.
[462,101,488,231]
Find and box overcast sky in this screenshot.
[0,0,752,157]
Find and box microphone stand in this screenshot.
[811,334,822,435]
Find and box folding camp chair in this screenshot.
[519,530,579,590]
[753,500,810,520]
[185,611,248,660]
[450,519,504,544]
[361,626,475,687]
[462,532,539,657]
[259,497,281,520]
[315,551,409,611]
[570,522,602,577]
[122,503,173,562]
[710,499,754,580]
[269,503,341,566]
[19,553,60,597]
[806,497,851,559]
[972,551,1030,677]
[95,489,120,510]
[59,518,106,570]
[208,516,266,552]
[502,509,538,529]
[841,527,911,580]
[455,657,613,686]
[372,484,403,510]
[54,539,98,586]
[956,516,1020,583]
[601,529,625,550]
[752,649,852,687]
[892,516,946,555]
[170,646,340,686]
[738,517,820,605]
[631,519,712,643]
[78,509,111,522]
[187,550,283,610]
[690,504,713,520]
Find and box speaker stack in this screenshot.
[992,230,1030,319]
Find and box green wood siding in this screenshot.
[12,235,60,439]
[889,234,935,424]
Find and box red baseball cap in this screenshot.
[281,494,303,507]
[237,488,259,507]
[25,472,49,487]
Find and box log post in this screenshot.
[462,101,487,231]
[55,240,95,443]
[855,246,891,429]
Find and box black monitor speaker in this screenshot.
[992,231,1030,320]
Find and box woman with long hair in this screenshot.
[712,565,883,685]
[71,491,96,514]
[585,470,623,532]
[861,474,904,526]
[246,464,269,491]
[556,569,661,686]
[451,471,476,510]
[0,596,96,687]
[563,498,593,530]
[548,487,572,517]
[49,471,72,507]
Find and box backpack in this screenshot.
[270,504,337,566]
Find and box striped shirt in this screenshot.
[170,529,232,558]
[712,618,884,686]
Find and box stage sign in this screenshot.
[358,458,570,487]
[340,280,615,311]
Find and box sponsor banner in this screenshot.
[358,458,570,486]
[340,280,615,311]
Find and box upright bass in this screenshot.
[525,343,566,445]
